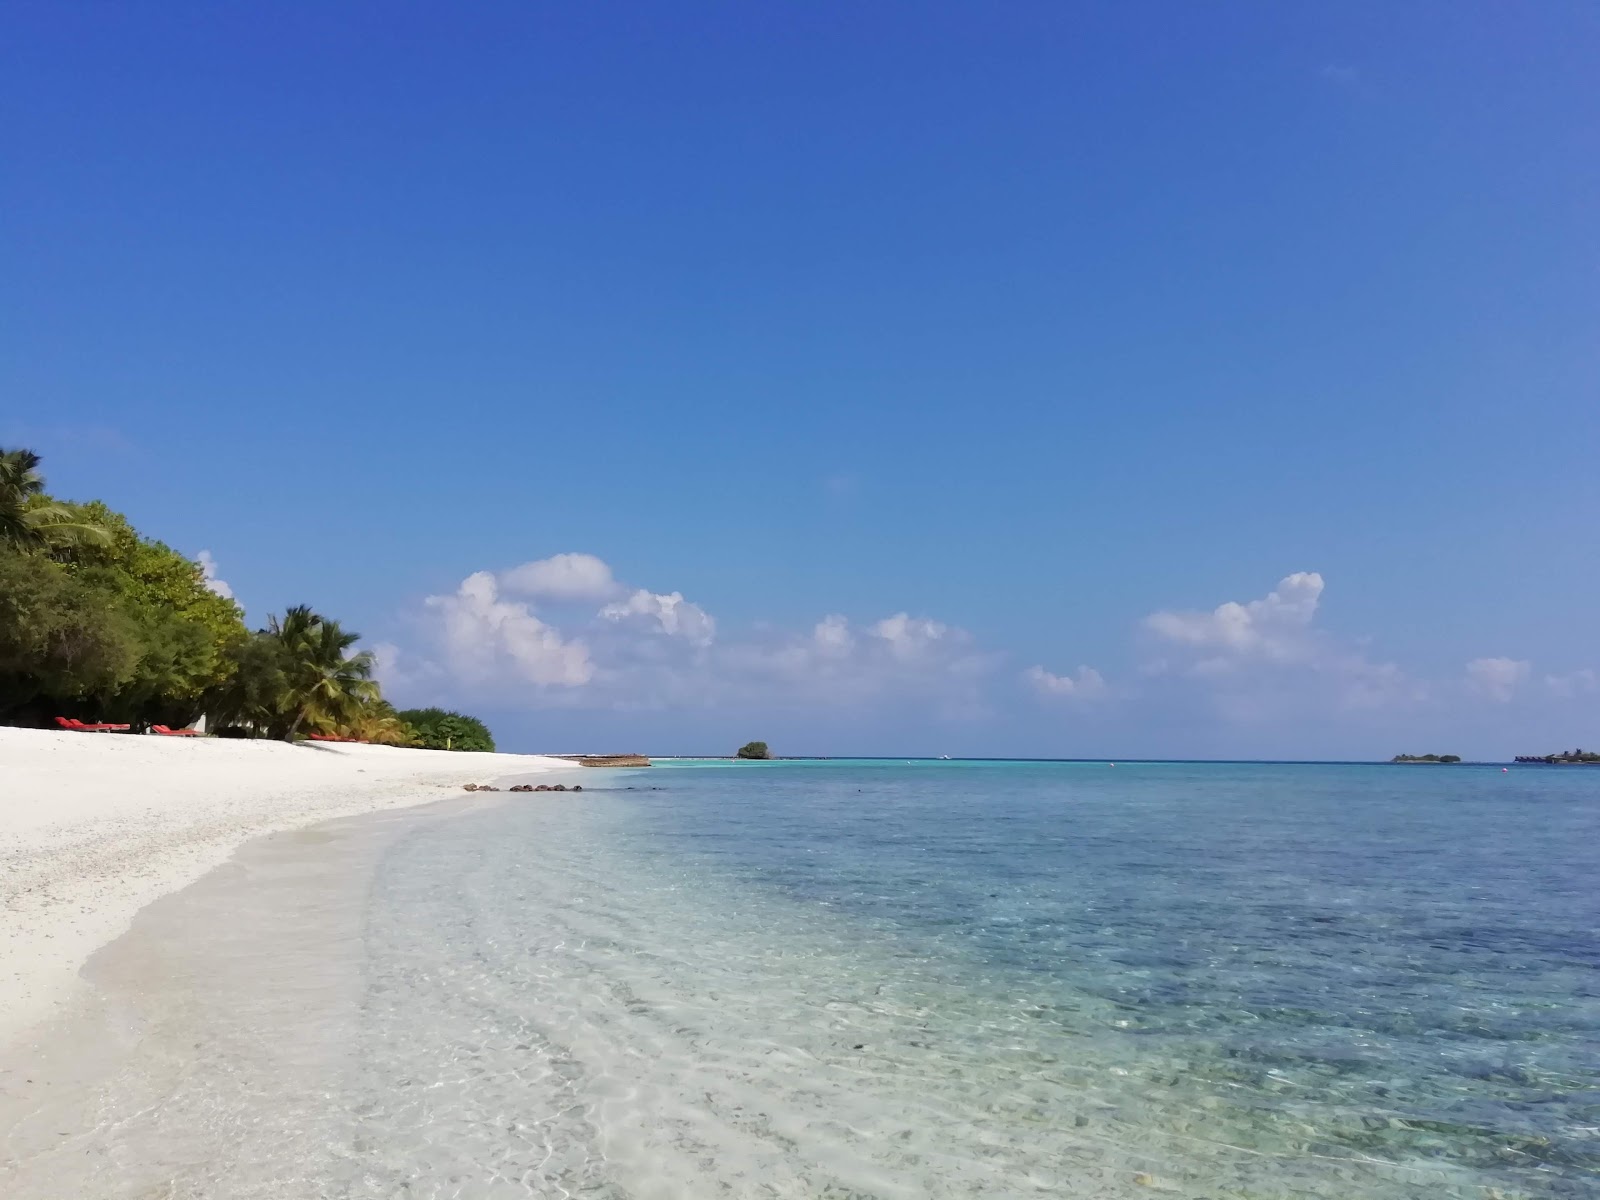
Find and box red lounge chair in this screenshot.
[152,724,201,737]
[54,716,131,733]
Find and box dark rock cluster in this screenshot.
[465,782,583,793]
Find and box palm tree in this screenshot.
[269,606,379,741]
[335,698,418,746]
[0,447,111,550]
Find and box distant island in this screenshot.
[735,741,773,760]
[1513,748,1600,765]
[1392,754,1461,764]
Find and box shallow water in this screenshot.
[3,762,1597,1197]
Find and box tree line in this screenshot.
[0,448,493,749]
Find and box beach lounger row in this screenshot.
[54,716,130,733]
[54,717,202,736]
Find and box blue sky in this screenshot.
[5,3,1597,757]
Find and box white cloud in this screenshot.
[369,641,402,683]
[1143,572,1418,715]
[369,640,436,694]
[723,612,998,716]
[601,588,717,646]
[398,560,1586,743]
[685,612,994,714]
[1465,657,1530,703]
[1546,668,1598,699]
[870,613,956,661]
[1145,572,1323,662]
[195,550,234,600]
[811,614,854,655]
[501,552,621,601]
[424,571,594,687]
[720,617,864,683]
[1024,664,1107,701]
[1335,659,1418,710]
[394,554,995,716]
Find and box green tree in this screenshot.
[398,707,495,752]
[0,550,143,723]
[0,448,111,550]
[53,501,248,727]
[199,610,378,740]
[339,697,418,746]
[202,631,292,735]
[0,456,413,740]
[269,606,379,741]
[735,740,772,760]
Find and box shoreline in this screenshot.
[0,726,571,1050]
[0,792,495,1197]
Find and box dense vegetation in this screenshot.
[399,708,496,752]
[735,740,772,760]
[1391,753,1461,763]
[0,448,491,748]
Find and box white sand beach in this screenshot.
[0,726,568,1050]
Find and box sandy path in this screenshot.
[0,726,570,1049]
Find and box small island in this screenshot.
[1513,748,1600,765]
[735,741,773,760]
[1391,754,1461,764]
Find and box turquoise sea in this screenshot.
[6,760,1598,1198]
[349,760,1600,1197]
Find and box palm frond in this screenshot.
[0,450,113,550]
